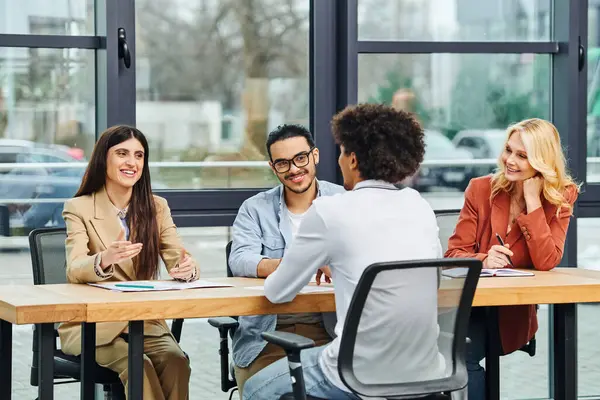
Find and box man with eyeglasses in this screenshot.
[228,124,344,398]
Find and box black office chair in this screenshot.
[434,209,536,357]
[28,227,124,399]
[262,258,483,400]
[28,227,187,399]
[207,240,239,398]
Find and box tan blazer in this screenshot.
[58,187,199,355]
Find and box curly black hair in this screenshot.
[331,103,425,183]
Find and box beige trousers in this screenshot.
[234,323,331,399]
[95,334,190,400]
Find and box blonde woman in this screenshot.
[445,118,578,400]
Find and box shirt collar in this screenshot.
[352,179,398,191]
[112,203,129,219]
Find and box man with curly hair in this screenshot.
[242,103,445,400]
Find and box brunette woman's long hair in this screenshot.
[76,125,160,280]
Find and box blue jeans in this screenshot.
[466,308,495,400]
[242,345,360,400]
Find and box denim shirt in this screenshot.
[229,179,345,367]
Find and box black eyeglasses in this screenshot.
[271,147,315,173]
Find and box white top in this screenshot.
[264,180,445,393]
[287,208,309,238]
[277,207,322,325]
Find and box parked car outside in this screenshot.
[0,139,171,233]
[0,139,86,232]
[404,130,474,192]
[452,129,506,179]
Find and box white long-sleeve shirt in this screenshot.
[264,180,445,393]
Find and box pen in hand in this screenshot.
[495,233,514,267]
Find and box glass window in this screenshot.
[357,0,552,42]
[358,53,550,200]
[0,0,94,35]
[0,47,94,234]
[135,0,310,190]
[588,2,600,182]
[578,218,600,397]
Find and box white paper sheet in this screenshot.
[88,279,234,292]
[245,285,334,294]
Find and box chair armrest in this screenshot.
[208,317,239,330]
[207,317,239,393]
[518,336,536,357]
[261,331,314,400]
[261,331,316,353]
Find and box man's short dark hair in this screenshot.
[331,103,425,182]
[266,124,315,159]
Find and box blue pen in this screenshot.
[114,283,155,289]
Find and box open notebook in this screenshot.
[442,268,534,279]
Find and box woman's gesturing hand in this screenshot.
[169,248,198,281]
[100,228,143,268]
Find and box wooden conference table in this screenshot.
[1,268,599,400]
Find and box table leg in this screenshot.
[81,322,96,400]
[0,319,12,400]
[38,323,54,400]
[128,321,144,400]
[553,303,577,400]
[485,307,501,400]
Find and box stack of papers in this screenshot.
[88,279,234,292]
[442,268,534,279]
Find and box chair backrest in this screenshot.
[29,227,67,285]
[435,210,461,255]
[28,227,67,384]
[226,240,233,277]
[337,258,482,398]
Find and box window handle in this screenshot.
[579,36,585,72]
[118,28,131,69]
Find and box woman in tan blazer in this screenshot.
[58,125,199,400]
[446,118,578,400]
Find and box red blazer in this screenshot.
[445,176,578,354]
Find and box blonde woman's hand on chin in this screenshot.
[523,176,543,212]
[484,244,513,269]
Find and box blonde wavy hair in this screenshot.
[490,118,578,215]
